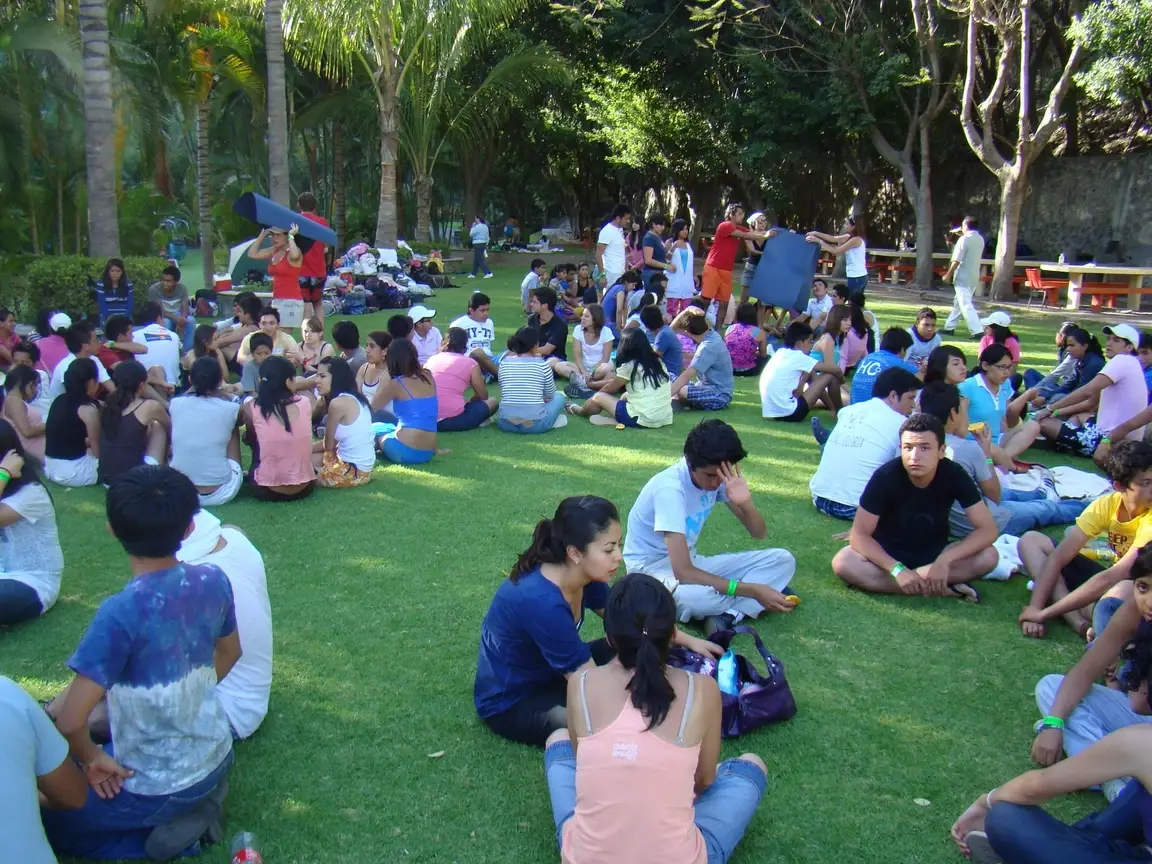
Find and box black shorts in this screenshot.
[298,277,325,304]
[1061,554,1106,590]
[772,399,810,423]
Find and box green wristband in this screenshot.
[1035,715,1065,732]
[1052,408,1060,418]
[890,563,906,579]
[0,468,9,484]
[726,579,739,597]
[986,458,995,465]
[1102,437,1112,446]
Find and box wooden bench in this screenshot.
[1079,282,1152,312]
[218,289,272,317]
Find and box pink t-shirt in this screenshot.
[978,334,1021,363]
[36,334,70,375]
[424,352,476,420]
[252,398,315,487]
[1097,354,1148,440]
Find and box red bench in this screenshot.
[1078,282,1142,311]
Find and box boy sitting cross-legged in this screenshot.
[42,465,241,860]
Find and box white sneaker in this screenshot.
[1103,778,1128,802]
[553,414,569,429]
[483,273,494,279]
[467,274,476,279]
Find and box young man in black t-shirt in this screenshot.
[527,286,569,365]
[832,413,998,599]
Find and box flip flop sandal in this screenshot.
[963,831,1003,864]
[950,583,981,603]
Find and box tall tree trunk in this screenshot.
[414,175,433,242]
[992,169,1025,301]
[28,200,41,255]
[333,117,346,251]
[197,98,214,291]
[78,0,120,256]
[56,172,65,255]
[374,81,399,246]
[913,120,935,289]
[153,134,173,198]
[264,0,290,206]
[303,129,318,192]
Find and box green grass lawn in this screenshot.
[5,271,1123,863]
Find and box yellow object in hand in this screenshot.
[968,422,986,434]
[785,595,800,606]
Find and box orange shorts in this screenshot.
[701,265,734,302]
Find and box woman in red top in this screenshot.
[247,224,304,329]
[701,203,771,332]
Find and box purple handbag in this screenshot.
[668,624,796,738]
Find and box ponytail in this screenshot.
[508,496,620,583]
[100,360,147,438]
[604,573,678,730]
[510,518,567,582]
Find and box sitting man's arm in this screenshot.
[923,500,996,593]
[214,630,242,682]
[721,461,766,539]
[1027,527,1090,612]
[848,508,901,574]
[669,365,698,398]
[1027,547,1141,625]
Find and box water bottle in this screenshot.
[717,650,738,696]
[231,832,263,864]
[1082,537,1117,565]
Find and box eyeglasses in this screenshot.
[990,363,1013,371]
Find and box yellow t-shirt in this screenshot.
[1075,492,1152,558]
[617,361,673,428]
[238,330,299,364]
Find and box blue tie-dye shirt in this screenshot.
[68,562,237,796]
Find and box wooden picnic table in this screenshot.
[868,247,1035,294]
[218,289,272,317]
[1039,263,1152,311]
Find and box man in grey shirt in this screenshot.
[670,315,735,410]
[147,265,195,352]
[942,216,985,338]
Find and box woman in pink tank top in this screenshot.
[240,355,316,501]
[544,573,768,864]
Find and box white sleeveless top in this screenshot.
[844,241,867,278]
[333,397,377,471]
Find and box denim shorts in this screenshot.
[813,495,857,521]
[378,433,434,464]
[614,400,641,428]
[544,739,766,864]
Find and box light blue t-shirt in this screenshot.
[469,222,490,246]
[691,330,735,396]
[68,562,236,796]
[653,327,683,379]
[624,457,730,581]
[959,374,1011,444]
[850,350,918,404]
[0,675,68,864]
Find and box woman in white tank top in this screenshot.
[807,215,868,298]
[315,357,375,487]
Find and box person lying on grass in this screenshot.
[565,328,672,429]
[831,412,996,601]
[42,466,239,861]
[544,573,767,864]
[473,496,720,748]
[622,419,798,635]
[1017,439,1152,639]
[1026,544,1152,806]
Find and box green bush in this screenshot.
[12,256,171,320]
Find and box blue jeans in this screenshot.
[846,274,867,297]
[998,487,1090,536]
[1095,596,1127,639]
[544,739,766,864]
[438,399,490,432]
[985,783,1152,863]
[497,396,567,434]
[164,315,196,353]
[43,747,232,860]
[471,245,491,276]
[0,578,43,625]
[1023,368,1044,390]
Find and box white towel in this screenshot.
[1050,465,1111,500]
[984,533,1023,581]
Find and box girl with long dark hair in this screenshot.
[924,344,969,386]
[43,358,101,487]
[1020,321,1075,399]
[0,419,64,625]
[553,303,615,393]
[665,219,695,317]
[95,257,134,324]
[170,356,244,505]
[544,573,766,863]
[97,361,170,485]
[497,326,568,435]
[355,330,394,422]
[1012,325,1103,416]
[371,339,442,463]
[808,215,868,296]
[313,357,375,487]
[424,327,499,432]
[566,329,672,428]
[241,355,316,501]
[960,344,1040,469]
[2,364,47,462]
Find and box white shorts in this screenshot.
[45,454,99,488]
[198,460,244,507]
[271,298,305,329]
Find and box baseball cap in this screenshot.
[407,305,436,322]
[979,311,1011,328]
[49,312,72,331]
[1103,323,1142,347]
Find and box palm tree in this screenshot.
[78,0,120,257]
[264,0,290,206]
[289,0,532,247]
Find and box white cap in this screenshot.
[1103,323,1143,347]
[407,305,436,322]
[979,310,1011,328]
[49,312,72,330]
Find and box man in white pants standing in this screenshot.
[623,419,797,634]
[596,203,632,291]
[942,216,985,338]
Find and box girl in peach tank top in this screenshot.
[2,366,47,462]
[544,573,768,864]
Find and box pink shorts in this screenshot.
[666,297,694,316]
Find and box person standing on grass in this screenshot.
[701,203,772,333]
[297,191,330,328]
[669,315,735,412]
[246,225,304,329]
[807,215,868,298]
[474,497,721,748]
[41,466,239,861]
[1016,440,1152,640]
[665,218,695,317]
[450,292,500,379]
[831,413,997,602]
[146,266,195,354]
[623,420,798,635]
[809,368,922,521]
[597,204,633,292]
[849,328,918,406]
[544,573,766,864]
[1021,548,1152,810]
[940,216,985,338]
[565,328,672,429]
[640,213,676,290]
[758,322,842,422]
[468,216,493,279]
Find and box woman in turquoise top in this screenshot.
[372,339,443,464]
[959,343,1040,469]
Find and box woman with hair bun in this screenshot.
[473,497,719,747]
[544,572,767,863]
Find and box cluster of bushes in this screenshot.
[0,256,170,320]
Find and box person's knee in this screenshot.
[546,728,571,749]
[1019,531,1053,554]
[736,753,767,775]
[831,547,854,580]
[974,547,999,574]
[1035,674,1063,708]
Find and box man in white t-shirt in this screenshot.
[942,216,985,337]
[759,322,842,421]
[520,258,548,314]
[47,322,112,404]
[450,291,499,377]
[132,301,182,388]
[809,367,922,520]
[794,278,834,332]
[177,510,271,740]
[596,203,633,290]
[623,420,797,633]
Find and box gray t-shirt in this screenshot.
[171,393,242,487]
[240,360,262,394]
[0,675,70,864]
[342,347,368,375]
[946,432,1011,535]
[951,232,985,289]
[147,281,191,319]
[691,330,735,396]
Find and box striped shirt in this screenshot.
[497,356,556,422]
